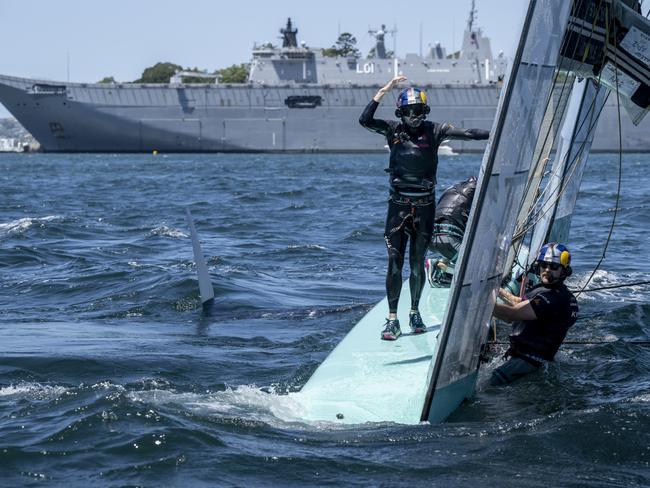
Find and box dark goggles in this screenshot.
[539,261,562,271]
[402,105,426,117]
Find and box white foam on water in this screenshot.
[629,393,650,403]
[573,269,649,303]
[0,382,69,401]
[149,225,188,238]
[0,215,63,236]
[125,385,348,429]
[286,244,327,251]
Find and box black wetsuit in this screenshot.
[430,178,476,263]
[359,100,489,313]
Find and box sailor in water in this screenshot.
[491,242,579,385]
[425,176,477,286]
[359,76,489,340]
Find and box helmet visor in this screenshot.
[402,105,426,117]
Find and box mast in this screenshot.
[368,24,396,59]
[420,0,575,423]
[467,0,477,33]
[280,18,298,48]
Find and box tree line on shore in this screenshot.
[98,63,249,84]
[98,31,385,85]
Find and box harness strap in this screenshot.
[390,193,436,206]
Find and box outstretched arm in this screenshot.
[359,75,407,135]
[442,124,490,141]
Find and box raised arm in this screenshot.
[359,75,407,135]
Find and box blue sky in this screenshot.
[1,0,644,118]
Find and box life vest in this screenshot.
[387,122,438,195]
[509,283,579,361]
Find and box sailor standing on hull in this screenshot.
[359,75,489,341]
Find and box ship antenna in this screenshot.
[280,18,298,48]
[467,0,477,32]
[368,24,397,59]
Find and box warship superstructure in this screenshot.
[0,3,646,153]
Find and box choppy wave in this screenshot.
[0,381,69,400]
[0,215,64,237]
[572,269,650,303]
[148,225,188,238]
[0,153,648,486]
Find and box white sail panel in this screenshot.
[528,79,590,262]
[547,79,608,244]
[421,0,574,423]
[505,78,574,274]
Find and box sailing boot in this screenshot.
[409,310,427,334]
[381,318,402,341]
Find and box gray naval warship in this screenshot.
[0,3,647,153]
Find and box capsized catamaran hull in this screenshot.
[293,0,649,425]
[293,282,449,425]
[295,0,573,425]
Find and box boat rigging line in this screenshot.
[510,1,636,288]
[575,5,625,299]
[508,0,610,271]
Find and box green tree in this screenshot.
[179,66,215,84]
[323,32,360,58]
[98,76,116,84]
[217,64,250,83]
[134,62,183,83]
[367,47,395,59]
[322,47,340,57]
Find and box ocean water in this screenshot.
[0,152,648,487]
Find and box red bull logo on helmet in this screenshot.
[538,242,571,268]
[397,88,428,107]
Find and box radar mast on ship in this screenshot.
[467,0,477,33]
[281,18,298,48]
[368,24,396,59]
